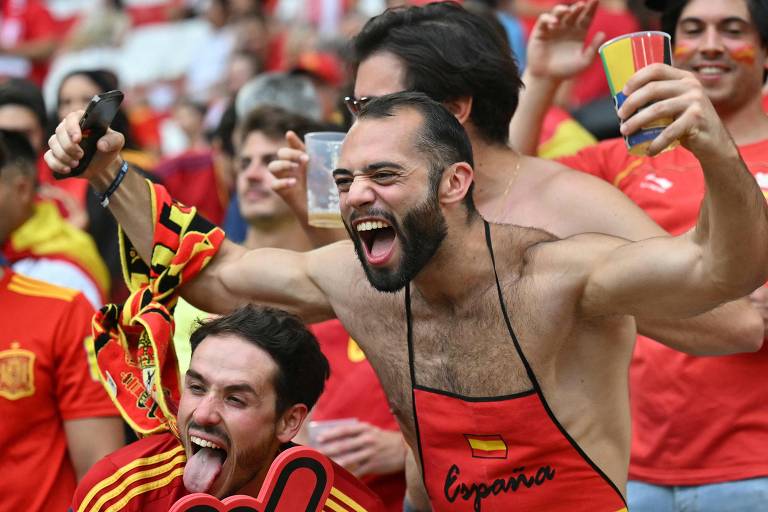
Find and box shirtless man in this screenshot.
[268,1,761,356]
[47,86,768,509]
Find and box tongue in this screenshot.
[371,229,395,258]
[183,447,225,493]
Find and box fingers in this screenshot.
[286,130,306,151]
[622,63,686,96]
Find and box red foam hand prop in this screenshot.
[169,446,333,512]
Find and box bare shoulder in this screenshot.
[512,227,630,280]
[516,156,665,239]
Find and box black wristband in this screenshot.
[99,160,129,208]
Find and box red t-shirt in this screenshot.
[74,433,385,512]
[560,138,768,485]
[0,270,118,512]
[310,320,406,511]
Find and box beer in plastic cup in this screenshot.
[305,131,345,228]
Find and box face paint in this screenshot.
[727,43,756,65]
[673,41,695,61]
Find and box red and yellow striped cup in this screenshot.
[599,31,673,155]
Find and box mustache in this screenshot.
[187,421,228,443]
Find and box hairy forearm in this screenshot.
[509,71,561,155]
[695,149,768,296]
[637,297,764,355]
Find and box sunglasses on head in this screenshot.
[343,96,373,116]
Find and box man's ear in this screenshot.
[442,96,473,125]
[276,404,309,444]
[439,162,474,206]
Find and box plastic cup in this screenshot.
[599,31,674,155]
[305,131,345,228]
[307,418,359,447]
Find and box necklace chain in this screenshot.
[494,155,522,221]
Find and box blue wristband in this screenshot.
[99,160,129,208]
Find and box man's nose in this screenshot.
[243,161,269,182]
[346,177,376,209]
[699,26,725,56]
[192,395,221,426]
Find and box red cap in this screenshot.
[294,51,345,88]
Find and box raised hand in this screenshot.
[526,0,605,80]
[618,64,734,157]
[267,130,310,220]
[44,110,125,181]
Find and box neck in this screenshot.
[232,446,280,498]
[468,137,520,217]
[411,215,490,305]
[716,97,768,145]
[244,217,313,251]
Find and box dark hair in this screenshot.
[359,91,476,213]
[0,78,47,131]
[351,1,521,146]
[0,129,38,182]
[239,105,328,145]
[53,69,138,150]
[189,304,330,415]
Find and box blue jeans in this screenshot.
[628,478,768,511]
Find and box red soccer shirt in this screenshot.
[560,138,768,484]
[0,270,118,512]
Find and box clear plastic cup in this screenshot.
[305,131,345,228]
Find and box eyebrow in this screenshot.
[679,16,750,25]
[333,161,406,178]
[186,369,258,396]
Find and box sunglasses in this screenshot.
[343,96,373,116]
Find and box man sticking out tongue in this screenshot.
[72,305,383,511]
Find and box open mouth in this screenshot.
[183,434,230,494]
[355,219,397,265]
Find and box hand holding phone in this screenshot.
[53,90,124,180]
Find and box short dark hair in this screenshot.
[0,78,46,130]
[0,129,38,182]
[359,91,477,214]
[351,1,521,146]
[239,105,328,145]
[189,304,330,415]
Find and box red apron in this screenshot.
[405,221,628,511]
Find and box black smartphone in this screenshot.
[54,89,124,179]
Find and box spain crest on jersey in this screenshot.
[0,342,35,400]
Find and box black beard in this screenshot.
[345,192,447,293]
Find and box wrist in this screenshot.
[90,157,124,193]
[522,69,563,93]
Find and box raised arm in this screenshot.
[509,0,603,155]
[579,64,768,321]
[537,164,763,354]
[44,113,340,322]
